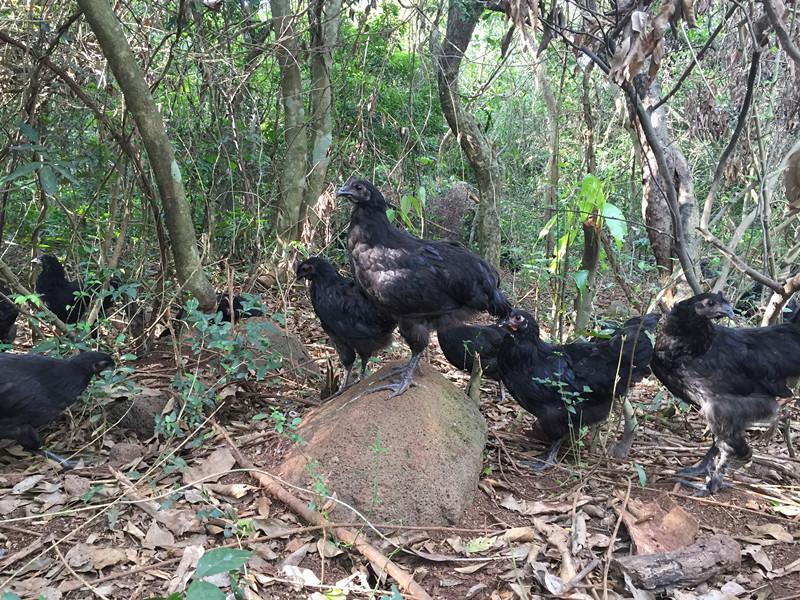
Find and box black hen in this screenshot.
[497,309,659,470]
[437,318,507,399]
[0,351,115,466]
[651,292,800,495]
[0,282,19,344]
[33,255,115,324]
[337,178,512,397]
[215,293,264,322]
[296,257,396,391]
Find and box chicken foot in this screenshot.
[358,353,421,399]
[519,437,564,472]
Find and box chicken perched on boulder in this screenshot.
[337,178,512,397]
[296,256,396,391]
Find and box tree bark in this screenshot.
[303,0,342,235]
[574,64,599,334]
[271,0,308,247]
[431,0,501,267]
[76,0,216,310]
[629,77,700,301]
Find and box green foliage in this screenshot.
[156,297,282,437]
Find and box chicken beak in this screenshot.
[31,256,42,265]
[501,318,517,332]
[336,177,355,199]
[721,302,735,319]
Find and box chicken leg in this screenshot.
[519,436,564,472]
[359,353,422,399]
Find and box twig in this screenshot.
[700,50,761,229]
[603,477,631,600]
[217,423,434,600]
[697,227,784,293]
[562,557,601,594]
[763,0,800,69]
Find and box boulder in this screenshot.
[276,361,487,526]
[232,317,321,379]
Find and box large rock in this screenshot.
[276,361,487,526]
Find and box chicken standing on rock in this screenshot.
[337,178,512,398]
[33,255,116,324]
[437,318,507,400]
[651,292,800,495]
[0,351,115,467]
[296,257,396,392]
[498,309,659,470]
[0,282,19,344]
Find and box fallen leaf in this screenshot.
[743,544,773,572]
[501,527,538,543]
[279,542,311,568]
[157,508,203,536]
[90,547,128,570]
[65,543,92,570]
[281,565,320,590]
[748,523,793,543]
[63,474,92,497]
[316,537,343,558]
[620,497,698,555]
[499,494,588,515]
[12,474,44,494]
[143,521,175,549]
[454,561,490,574]
[166,545,205,594]
[0,497,24,515]
[182,447,236,486]
[464,536,497,554]
[205,483,255,499]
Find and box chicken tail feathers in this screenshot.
[488,288,513,319]
[615,313,660,383]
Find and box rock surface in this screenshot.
[277,361,487,526]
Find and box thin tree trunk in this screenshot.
[77,0,216,310]
[431,0,501,267]
[271,0,308,247]
[629,77,700,302]
[574,64,599,334]
[303,0,342,240]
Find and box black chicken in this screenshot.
[296,257,396,391]
[33,255,116,324]
[0,282,19,344]
[0,351,115,466]
[337,178,512,397]
[497,309,659,470]
[437,318,507,400]
[651,292,800,495]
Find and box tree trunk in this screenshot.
[574,64,600,334]
[271,0,308,247]
[303,0,342,239]
[431,0,501,268]
[77,0,216,310]
[630,77,699,302]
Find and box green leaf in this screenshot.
[464,535,496,554]
[574,269,590,295]
[17,121,39,142]
[186,580,226,600]
[4,161,43,183]
[195,547,252,577]
[39,165,58,196]
[600,202,627,246]
[634,463,647,487]
[538,214,557,240]
[2,593,23,600]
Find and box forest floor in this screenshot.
[2,284,800,600]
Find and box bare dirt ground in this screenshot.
[2,284,800,600]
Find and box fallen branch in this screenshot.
[217,424,434,600]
